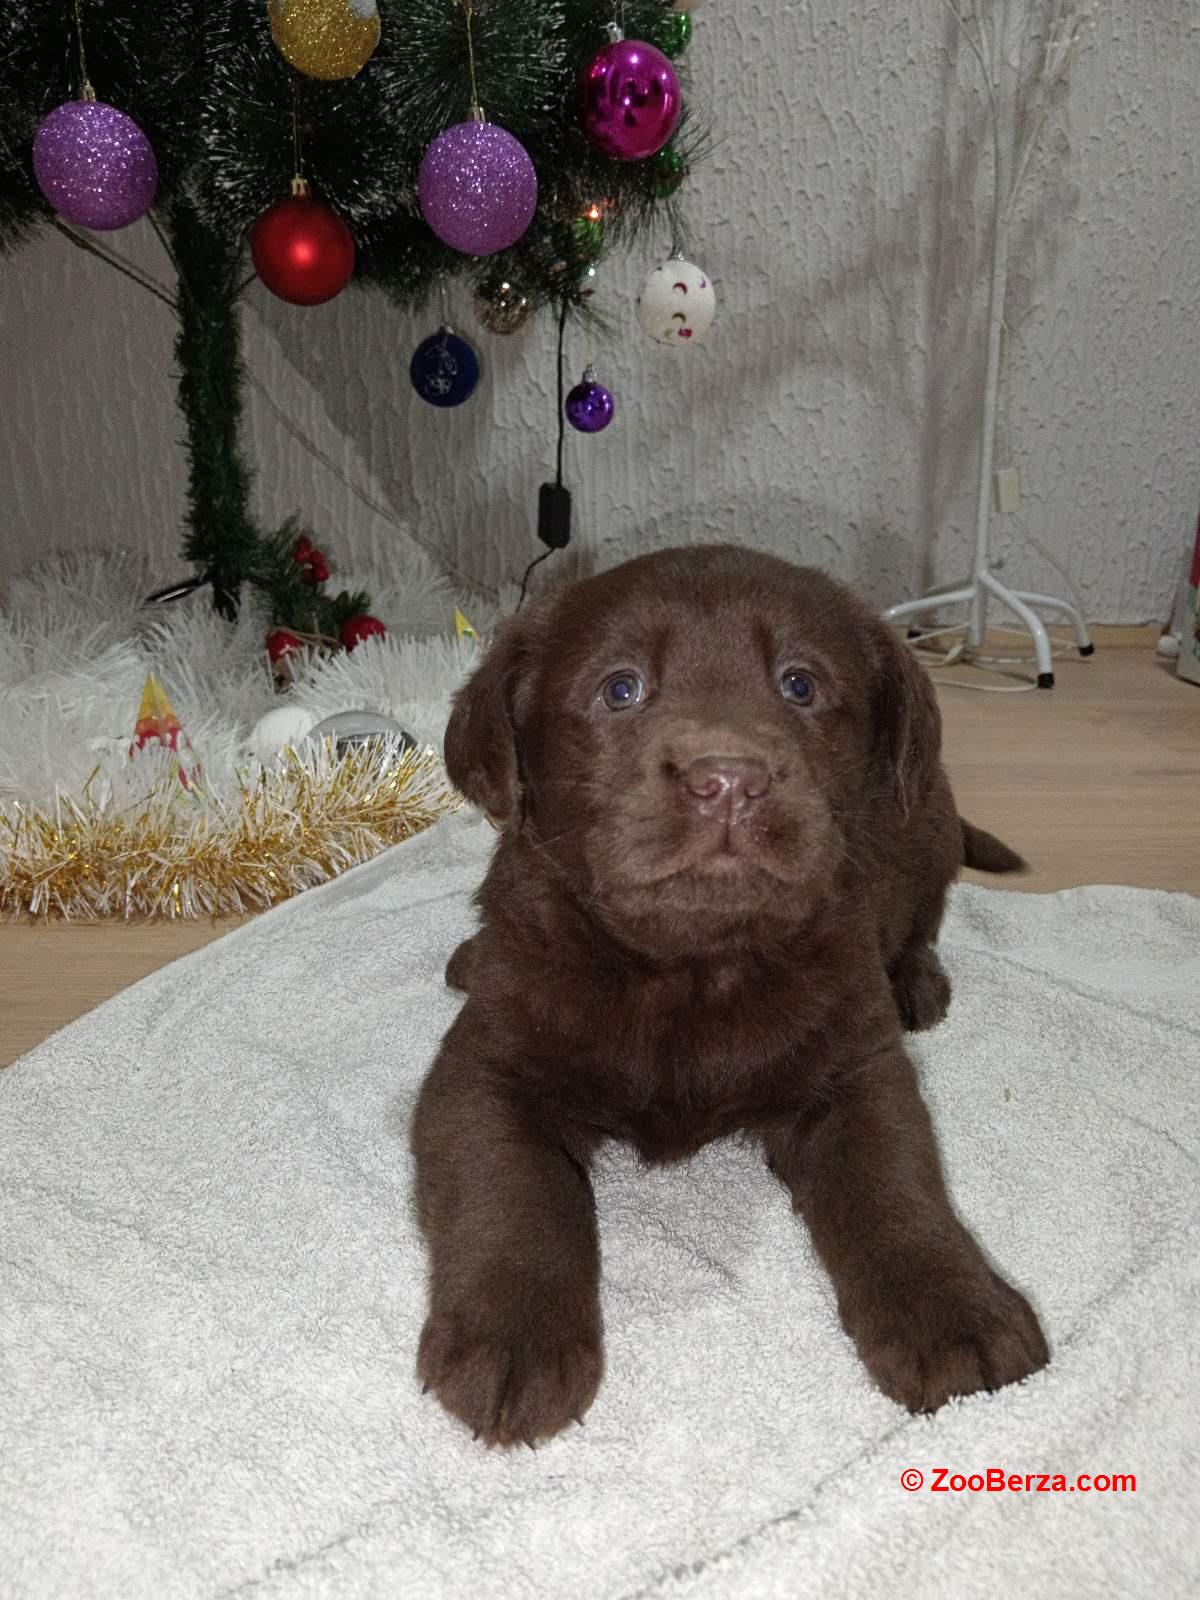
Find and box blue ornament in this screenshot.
[409,326,481,407]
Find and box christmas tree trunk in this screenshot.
[167,200,258,621]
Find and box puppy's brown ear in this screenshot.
[870,619,942,817]
[443,608,539,828]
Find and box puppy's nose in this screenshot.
[683,756,771,808]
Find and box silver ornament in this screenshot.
[305,711,417,758]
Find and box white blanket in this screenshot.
[2,816,1198,1599]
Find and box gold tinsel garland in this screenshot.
[1,746,461,921]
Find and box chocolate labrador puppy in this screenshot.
[412,545,1048,1446]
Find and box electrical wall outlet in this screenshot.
[994,468,1022,515]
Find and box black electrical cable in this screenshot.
[555,292,568,488]
[519,296,574,610]
[517,546,555,609]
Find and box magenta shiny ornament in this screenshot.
[32,99,158,231]
[578,37,681,163]
[565,366,615,433]
[418,120,537,256]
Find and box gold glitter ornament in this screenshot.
[268,0,381,82]
[474,274,532,336]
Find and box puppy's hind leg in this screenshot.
[888,886,951,1033]
[445,933,479,993]
[889,941,951,1033]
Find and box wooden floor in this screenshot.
[1,632,1196,1068]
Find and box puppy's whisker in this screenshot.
[522,820,597,853]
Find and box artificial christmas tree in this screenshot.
[0,0,702,634]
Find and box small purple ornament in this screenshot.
[565,367,615,434]
[32,99,158,231]
[418,121,537,256]
[578,38,681,163]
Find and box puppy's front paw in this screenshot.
[417,1300,603,1447]
[853,1267,1048,1413]
[890,945,951,1033]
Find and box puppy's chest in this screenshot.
[539,963,829,1151]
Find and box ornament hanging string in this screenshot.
[460,0,484,121]
[291,77,305,182]
[72,0,95,101]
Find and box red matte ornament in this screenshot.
[339,614,387,650]
[251,180,355,306]
[266,629,304,663]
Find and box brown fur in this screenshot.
[411,545,1048,1446]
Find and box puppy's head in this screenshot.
[445,546,939,948]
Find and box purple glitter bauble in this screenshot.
[32,100,158,231]
[578,39,681,163]
[565,374,615,434]
[418,121,537,256]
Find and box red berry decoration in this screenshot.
[298,548,329,586]
[292,535,314,563]
[266,629,304,663]
[250,180,355,307]
[340,615,387,650]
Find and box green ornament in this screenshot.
[650,146,688,199]
[659,11,692,59]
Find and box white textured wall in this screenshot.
[3,3,1198,620]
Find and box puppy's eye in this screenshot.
[779,669,816,706]
[601,671,645,711]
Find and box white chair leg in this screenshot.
[1011,591,1094,655]
[916,576,971,601]
[884,587,975,627]
[981,571,1055,686]
[967,583,988,650]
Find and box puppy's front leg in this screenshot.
[411,1020,602,1447]
[763,1045,1048,1412]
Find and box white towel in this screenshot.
[2,815,1198,1599]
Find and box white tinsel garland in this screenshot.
[0,531,508,919]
